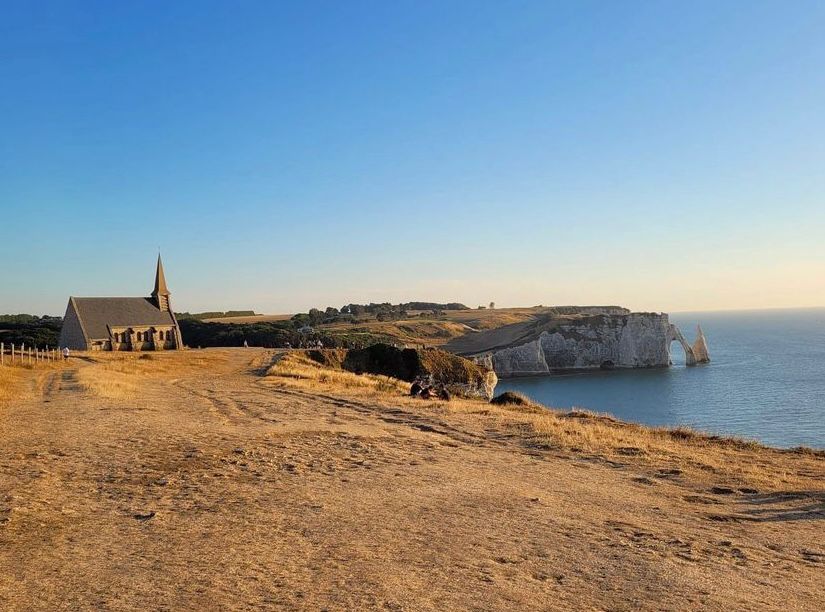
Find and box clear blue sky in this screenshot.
[2,1,824,315]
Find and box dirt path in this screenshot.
[0,349,822,611]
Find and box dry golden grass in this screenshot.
[76,350,227,399]
[319,309,544,346]
[264,351,408,395]
[266,353,822,491]
[0,366,26,403]
[203,313,293,323]
[204,308,543,347]
[0,361,64,403]
[437,398,822,490]
[3,347,822,611]
[438,307,541,330]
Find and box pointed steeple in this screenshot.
[152,254,171,312]
[153,254,170,297]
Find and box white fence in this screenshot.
[0,342,60,366]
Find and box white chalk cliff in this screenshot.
[449,310,709,377]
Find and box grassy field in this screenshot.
[203,307,545,347]
[202,313,293,324]
[0,359,64,403]
[2,349,822,610]
[266,349,822,491]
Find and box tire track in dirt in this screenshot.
[172,378,246,425]
[261,385,502,449]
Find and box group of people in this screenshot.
[409,377,451,401]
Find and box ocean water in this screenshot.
[494,308,825,449]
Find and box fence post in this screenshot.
[11,343,15,364]
[1,342,3,365]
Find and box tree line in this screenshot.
[0,315,63,348]
[291,302,469,327]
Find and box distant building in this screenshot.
[58,255,183,351]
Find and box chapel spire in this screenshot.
[152,254,171,311]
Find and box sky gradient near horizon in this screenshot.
[2,1,824,315]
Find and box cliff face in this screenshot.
[487,313,672,376]
[455,311,710,378]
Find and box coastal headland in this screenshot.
[195,305,711,377]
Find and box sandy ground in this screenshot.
[0,349,822,611]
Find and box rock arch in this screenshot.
[667,324,710,366]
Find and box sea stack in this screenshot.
[692,324,710,364]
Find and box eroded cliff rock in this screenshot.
[692,325,710,364]
[449,310,709,377]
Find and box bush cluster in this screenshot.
[0,315,62,348]
[178,319,394,349]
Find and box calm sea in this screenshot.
[495,308,825,449]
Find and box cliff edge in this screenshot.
[444,308,709,377]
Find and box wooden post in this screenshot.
[11,344,15,364]
[1,342,3,365]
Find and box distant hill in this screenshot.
[175,310,257,321]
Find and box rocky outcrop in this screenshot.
[455,311,709,377]
[308,344,498,400]
[692,325,710,364]
[666,323,711,367]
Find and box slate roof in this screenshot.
[72,297,176,340]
